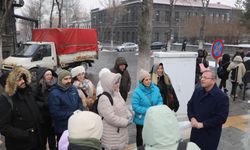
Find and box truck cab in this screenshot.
[2,42,57,73]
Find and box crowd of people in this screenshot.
[216,47,248,98]
[1,50,245,150]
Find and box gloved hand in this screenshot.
[127,116,133,126]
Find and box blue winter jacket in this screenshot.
[48,84,83,134]
[132,81,163,125]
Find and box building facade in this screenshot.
[91,0,238,44]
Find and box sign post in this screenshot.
[211,39,224,74]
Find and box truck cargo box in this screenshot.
[32,28,98,55]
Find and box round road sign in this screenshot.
[211,39,224,59]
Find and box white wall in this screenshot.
[153,51,198,118]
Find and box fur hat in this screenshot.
[71,66,85,78]
[58,70,71,82]
[139,69,150,82]
[5,67,31,96]
[68,110,103,139]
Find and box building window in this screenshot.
[165,11,170,22]
[164,32,168,43]
[154,32,159,41]
[132,32,135,42]
[122,32,125,42]
[175,11,180,20]
[131,9,136,21]
[117,32,120,42]
[108,31,111,41]
[127,32,130,42]
[155,10,160,22]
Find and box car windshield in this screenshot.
[12,44,41,57]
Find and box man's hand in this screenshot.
[197,122,204,129]
[191,117,198,128]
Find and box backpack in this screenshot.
[177,140,188,150]
[231,66,239,82]
[0,92,13,110]
[90,92,113,115]
[217,65,228,79]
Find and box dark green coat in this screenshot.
[111,57,131,101]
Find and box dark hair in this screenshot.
[246,51,250,57]
[0,72,9,87]
[197,49,204,58]
[222,54,230,62]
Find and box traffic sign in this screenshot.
[211,39,224,59]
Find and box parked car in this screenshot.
[151,42,166,50]
[116,42,138,52]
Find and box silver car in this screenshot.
[116,42,138,52]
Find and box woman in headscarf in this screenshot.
[150,63,179,112]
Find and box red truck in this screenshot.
[2,28,98,72]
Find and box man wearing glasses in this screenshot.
[187,70,229,150]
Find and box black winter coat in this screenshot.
[32,67,57,122]
[0,87,43,150]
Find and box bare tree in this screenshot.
[0,0,14,66]
[49,0,55,28]
[19,0,44,41]
[167,0,178,51]
[235,0,244,9]
[55,0,63,28]
[137,0,153,72]
[98,0,126,49]
[198,0,210,49]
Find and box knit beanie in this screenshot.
[71,66,86,78]
[68,110,103,139]
[58,70,71,82]
[139,69,150,82]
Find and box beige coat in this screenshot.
[73,79,96,109]
[98,72,132,150]
[227,56,246,84]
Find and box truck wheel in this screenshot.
[82,62,88,71]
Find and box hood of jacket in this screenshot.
[113,57,128,73]
[142,105,181,150]
[101,72,121,94]
[5,67,32,96]
[36,67,57,81]
[233,55,243,63]
[222,54,230,63]
[150,63,171,85]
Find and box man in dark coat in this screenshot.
[0,67,43,150]
[110,57,131,101]
[187,70,229,150]
[48,70,83,143]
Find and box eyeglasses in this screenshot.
[199,76,214,80]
